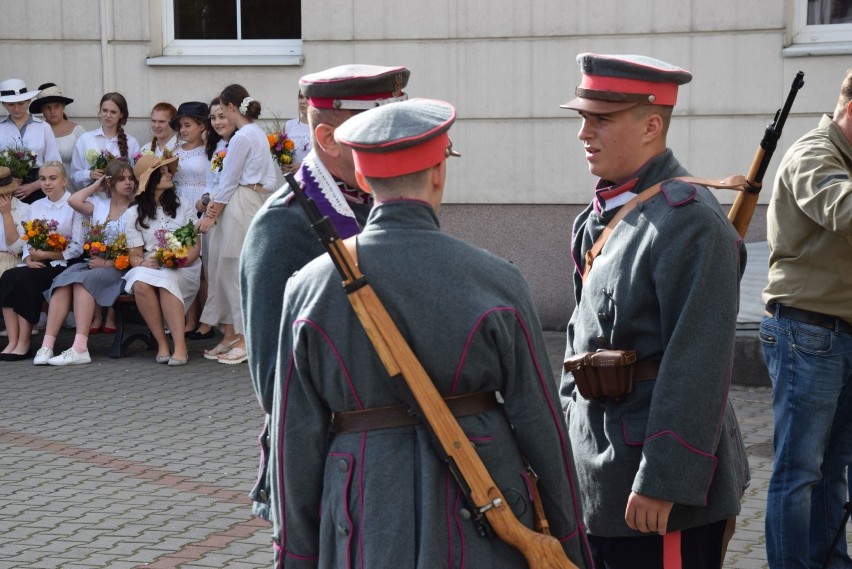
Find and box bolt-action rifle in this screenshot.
[727,71,805,237]
[286,173,579,569]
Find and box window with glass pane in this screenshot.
[807,0,852,23]
[173,0,300,40]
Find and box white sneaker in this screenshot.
[47,348,91,366]
[33,347,54,365]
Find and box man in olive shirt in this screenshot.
[761,68,852,569]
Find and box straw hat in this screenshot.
[133,154,179,196]
[29,83,75,114]
[0,167,21,196]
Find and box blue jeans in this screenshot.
[760,309,852,569]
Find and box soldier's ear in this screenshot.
[315,123,340,158]
[355,170,372,194]
[642,113,664,144]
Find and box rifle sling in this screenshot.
[582,175,748,283]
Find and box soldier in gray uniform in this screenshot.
[560,54,750,568]
[240,65,410,519]
[269,98,591,568]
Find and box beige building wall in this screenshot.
[2,0,849,328]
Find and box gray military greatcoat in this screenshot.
[562,150,751,537]
[271,201,591,568]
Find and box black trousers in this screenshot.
[587,518,728,569]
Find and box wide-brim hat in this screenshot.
[0,166,21,196]
[0,78,40,103]
[29,83,74,114]
[169,101,210,130]
[561,53,692,114]
[133,154,179,196]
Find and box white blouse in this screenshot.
[123,199,198,258]
[0,197,29,254]
[0,115,61,167]
[70,128,140,189]
[55,124,87,192]
[88,194,127,234]
[23,191,85,265]
[215,123,277,204]
[284,118,312,165]
[173,144,208,206]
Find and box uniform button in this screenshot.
[338,523,349,535]
[339,460,349,472]
[259,490,268,502]
[597,312,610,321]
[459,508,472,520]
[265,436,271,446]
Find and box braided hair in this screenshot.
[100,92,131,160]
[149,102,177,152]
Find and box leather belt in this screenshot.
[766,303,852,335]
[333,391,499,434]
[634,360,661,382]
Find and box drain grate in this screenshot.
[747,442,775,459]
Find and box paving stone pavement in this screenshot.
[0,329,847,568]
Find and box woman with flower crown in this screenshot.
[196,85,276,365]
[185,97,236,341]
[69,92,140,191]
[32,160,136,366]
[0,79,62,203]
[0,161,84,361]
[122,154,201,366]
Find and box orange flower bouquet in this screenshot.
[82,220,130,270]
[20,219,68,252]
[266,131,295,169]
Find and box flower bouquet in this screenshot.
[82,220,130,270]
[20,218,68,252]
[153,220,198,269]
[0,146,38,179]
[210,148,227,173]
[266,131,295,169]
[85,149,116,173]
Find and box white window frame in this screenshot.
[785,0,852,56]
[148,0,303,66]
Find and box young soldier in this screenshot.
[761,68,852,569]
[560,53,750,568]
[270,99,590,568]
[240,65,410,518]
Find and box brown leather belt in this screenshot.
[635,360,661,382]
[333,391,499,434]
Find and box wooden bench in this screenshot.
[109,294,156,358]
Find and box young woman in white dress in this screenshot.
[281,90,312,174]
[70,93,140,190]
[196,84,276,364]
[185,97,236,341]
[122,155,201,366]
[139,102,177,158]
[28,83,86,192]
[35,160,135,365]
[0,79,62,203]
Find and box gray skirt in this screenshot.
[44,262,125,306]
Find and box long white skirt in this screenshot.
[201,185,269,334]
[122,259,202,312]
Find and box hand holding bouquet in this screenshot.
[21,218,68,252]
[83,220,130,270]
[153,220,198,269]
[84,149,116,173]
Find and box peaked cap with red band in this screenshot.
[334,98,459,179]
[561,53,692,114]
[299,64,410,111]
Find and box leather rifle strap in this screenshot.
[581,175,748,283]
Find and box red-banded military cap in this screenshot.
[299,64,410,111]
[561,53,692,114]
[334,98,459,179]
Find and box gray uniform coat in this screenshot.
[271,201,591,568]
[561,150,750,537]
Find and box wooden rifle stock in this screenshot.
[727,71,804,238]
[287,174,578,569]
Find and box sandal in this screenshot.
[203,339,239,360]
[218,346,248,365]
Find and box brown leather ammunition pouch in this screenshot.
[564,350,637,402]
